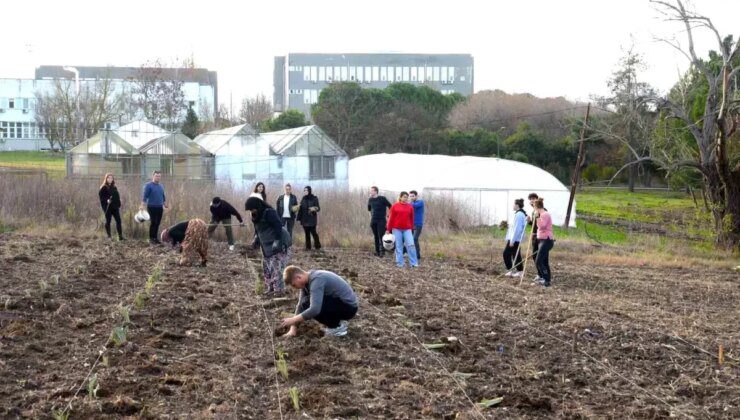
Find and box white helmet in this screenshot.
[382,233,395,251]
[134,209,150,223]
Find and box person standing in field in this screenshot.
[245,196,292,296]
[526,192,544,282]
[386,191,418,268]
[504,198,527,277]
[160,219,208,266]
[248,182,268,249]
[409,190,425,261]
[280,265,358,338]
[297,186,321,251]
[276,183,298,239]
[367,186,392,257]
[207,197,243,251]
[140,170,168,245]
[533,198,554,287]
[99,172,124,241]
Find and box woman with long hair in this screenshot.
[296,186,321,251]
[386,191,418,268]
[98,173,124,241]
[245,196,292,296]
[504,198,527,277]
[534,198,554,287]
[247,182,267,249]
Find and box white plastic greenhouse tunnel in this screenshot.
[349,153,576,227]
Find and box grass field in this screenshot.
[0,151,66,177]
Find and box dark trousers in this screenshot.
[413,225,423,260]
[530,234,541,275]
[282,218,295,239]
[298,296,358,328]
[503,241,523,271]
[148,206,164,242]
[101,205,123,239]
[207,218,234,245]
[303,225,321,250]
[535,239,554,284]
[370,220,385,255]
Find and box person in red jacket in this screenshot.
[386,191,418,268]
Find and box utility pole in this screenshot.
[564,103,590,228]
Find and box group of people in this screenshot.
[368,187,425,268]
[501,192,554,287]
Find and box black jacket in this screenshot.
[210,199,243,223]
[276,194,298,220]
[254,208,286,257]
[297,195,320,227]
[367,196,392,222]
[167,221,189,246]
[99,185,121,210]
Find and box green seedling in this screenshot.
[52,409,70,420]
[110,326,128,346]
[87,373,99,398]
[289,387,300,412]
[276,345,287,360]
[423,343,447,350]
[118,304,131,325]
[38,279,48,291]
[102,355,110,367]
[254,275,265,295]
[476,397,503,409]
[51,274,60,285]
[276,358,289,380]
[134,292,148,309]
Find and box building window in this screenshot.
[22,98,30,109]
[380,66,387,81]
[402,67,410,82]
[448,67,455,82]
[310,66,318,82]
[8,98,15,109]
[319,66,326,81]
[387,67,394,82]
[365,66,372,82]
[132,130,138,138]
[410,67,417,81]
[0,122,7,138]
[426,67,433,82]
[372,66,379,81]
[309,156,335,180]
[356,67,363,82]
[441,67,448,83]
[433,67,440,81]
[349,66,356,81]
[303,67,311,81]
[304,90,311,104]
[340,67,348,81]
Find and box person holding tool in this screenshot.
[207,197,243,251]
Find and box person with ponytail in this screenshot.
[98,173,124,241]
[386,191,418,268]
[504,198,526,277]
[533,198,554,287]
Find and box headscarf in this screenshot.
[160,228,171,244]
[304,185,313,197]
[245,196,268,222]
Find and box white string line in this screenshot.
[244,257,285,420]
[412,275,693,419]
[360,297,486,420]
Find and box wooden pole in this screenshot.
[564,103,591,228]
[518,211,538,285]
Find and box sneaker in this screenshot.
[537,278,551,287]
[511,271,523,278]
[504,271,514,277]
[324,322,348,337]
[533,275,542,282]
[229,245,235,251]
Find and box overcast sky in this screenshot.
[2,0,736,106]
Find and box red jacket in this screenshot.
[387,202,415,231]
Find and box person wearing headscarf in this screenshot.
[245,196,292,296]
[297,186,321,251]
[160,219,208,266]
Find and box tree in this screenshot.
[34,78,126,150]
[311,82,380,155]
[262,109,308,132]
[646,0,740,248]
[133,59,187,128]
[181,106,199,139]
[238,94,273,129]
[593,48,658,191]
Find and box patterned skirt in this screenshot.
[180,218,208,266]
[262,247,292,293]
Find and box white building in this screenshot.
[195,125,348,190]
[349,153,576,227]
[0,65,217,151]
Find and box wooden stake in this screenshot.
[719,344,724,366]
[519,212,538,285]
[564,103,591,229]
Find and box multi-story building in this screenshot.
[273,53,474,117]
[0,65,217,151]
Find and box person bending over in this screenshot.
[161,219,208,266]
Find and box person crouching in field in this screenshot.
[161,219,208,266]
[98,172,124,241]
[208,197,244,251]
[280,265,358,338]
[504,198,527,277]
[534,198,554,287]
[386,191,418,268]
[245,197,292,296]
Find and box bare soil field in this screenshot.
[0,233,738,419]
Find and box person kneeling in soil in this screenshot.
[160,219,208,267]
[280,265,358,338]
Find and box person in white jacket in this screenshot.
[504,198,527,277]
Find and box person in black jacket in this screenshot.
[248,182,267,249]
[207,197,243,251]
[98,173,124,241]
[245,197,292,295]
[161,219,208,266]
[297,186,321,250]
[276,183,298,239]
[367,186,391,257]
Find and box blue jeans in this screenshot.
[392,228,418,267]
